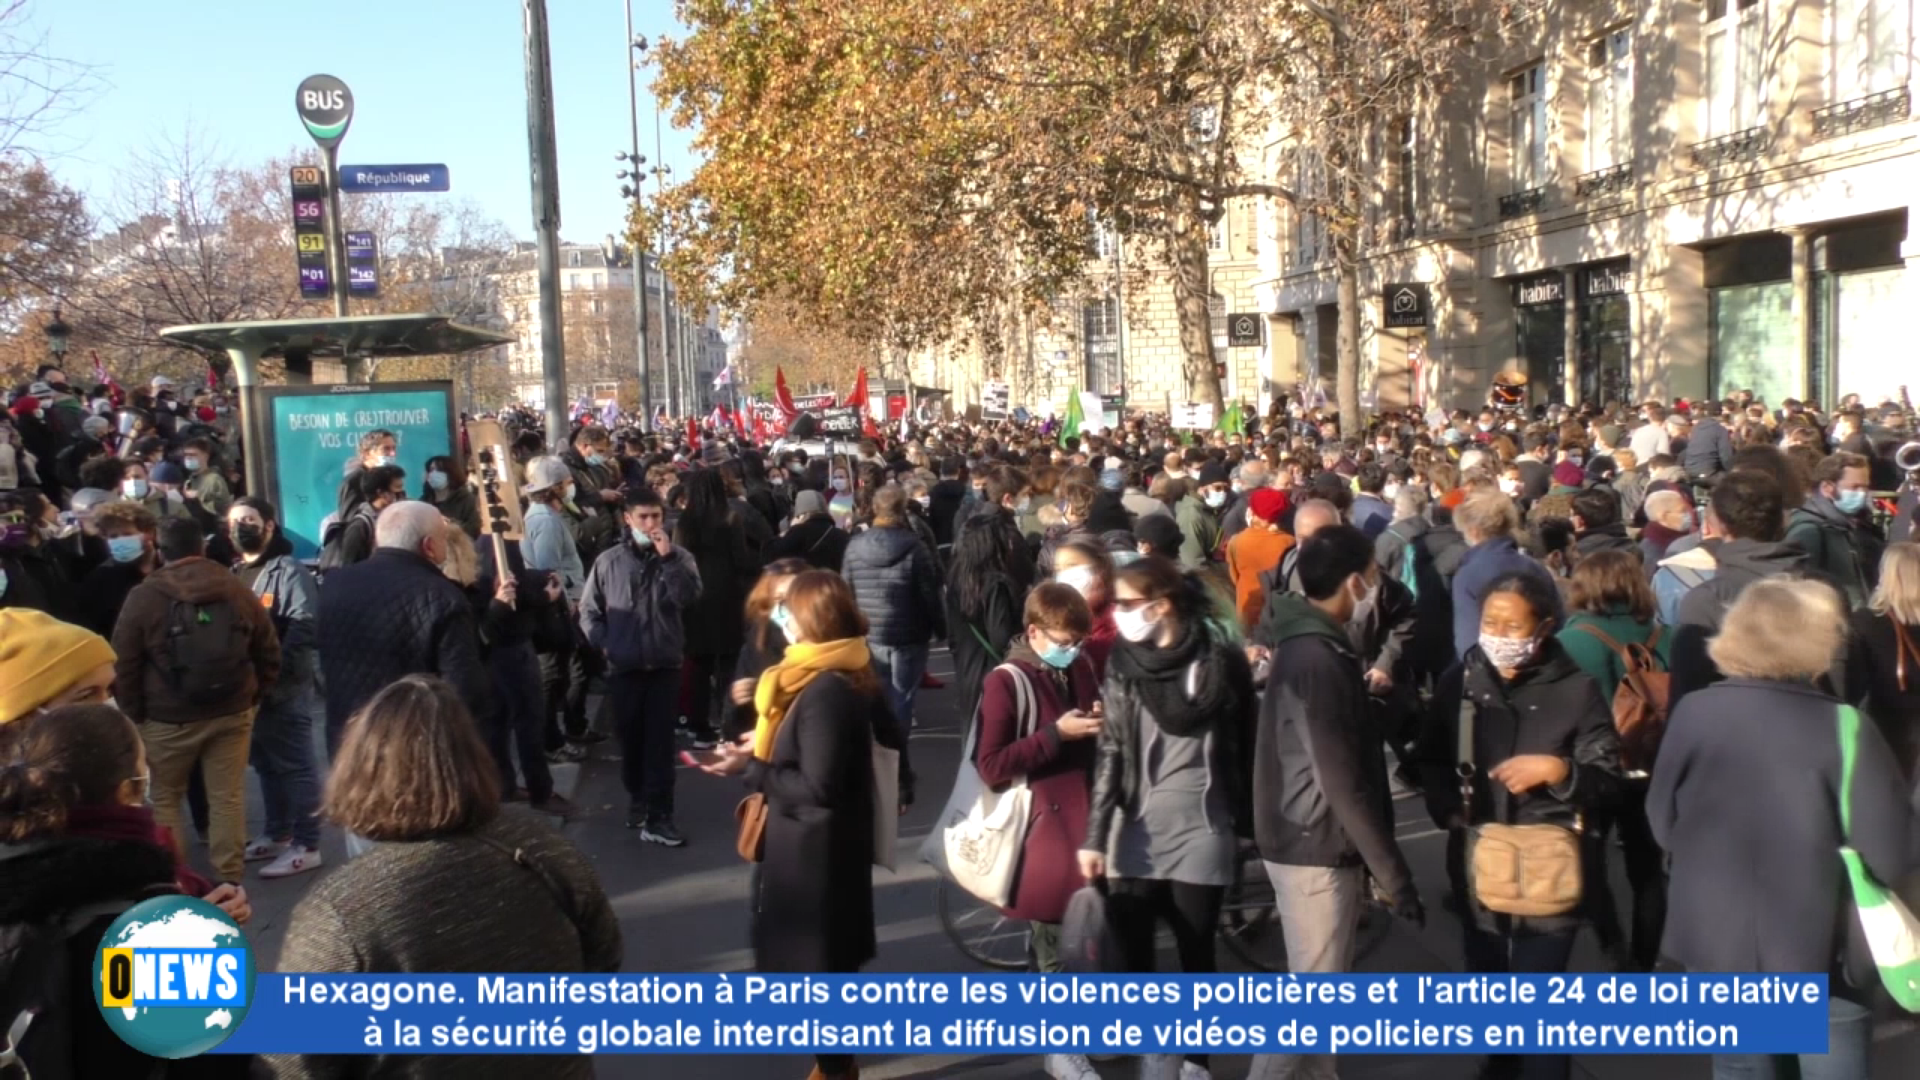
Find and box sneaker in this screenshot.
[546,743,587,765]
[1178,1063,1212,1080]
[1045,1053,1100,1080]
[625,807,647,829]
[531,793,578,820]
[243,836,286,863]
[639,818,686,847]
[258,845,324,879]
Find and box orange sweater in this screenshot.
[1227,526,1295,628]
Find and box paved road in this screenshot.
[220,646,1919,1078]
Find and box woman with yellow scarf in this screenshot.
[701,570,906,1080]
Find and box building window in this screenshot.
[567,250,583,268]
[590,298,603,315]
[1508,63,1548,190]
[1833,0,1911,101]
[1082,296,1121,394]
[1089,209,1118,261]
[1393,115,1419,236]
[1207,209,1228,253]
[567,273,580,290]
[1586,29,1633,171]
[1705,0,1766,136]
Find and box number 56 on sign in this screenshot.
[297,233,327,253]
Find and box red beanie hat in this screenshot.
[1248,487,1288,524]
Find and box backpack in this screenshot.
[164,596,247,707]
[1386,528,1419,600]
[0,900,152,1080]
[1574,623,1671,772]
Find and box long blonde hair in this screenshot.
[1870,542,1920,625]
[440,523,479,586]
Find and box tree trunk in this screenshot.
[1334,229,1362,438]
[1168,208,1223,414]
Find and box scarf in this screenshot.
[1107,618,1234,737]
[64,802,212,897]
[752,637,872,759]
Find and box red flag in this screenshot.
[844,366,869,410]
[774,367,799,418]
[686,416,700,449]
[752,411,770,443]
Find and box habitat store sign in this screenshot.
[256,382,457,559]
[339,164,451,193]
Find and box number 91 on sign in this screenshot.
[297,234,327,253]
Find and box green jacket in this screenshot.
[1175,494,1223,570]
[1556,609,1671,705]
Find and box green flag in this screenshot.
[1059,387,1083,448]
[1216,399,1244,435]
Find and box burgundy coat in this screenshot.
[973,649,1101,923]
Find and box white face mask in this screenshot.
[1114,604,1160,643]
[1382,483,1401,502]
[1479,633,1538,670]
[1055,564,1099,599]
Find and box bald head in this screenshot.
[1645,489,1691,531]
[376,500,449,563]
[1293,499,1341,542]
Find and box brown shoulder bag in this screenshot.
[1457,697,1583,918]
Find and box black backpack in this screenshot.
[0,900,153,1080]
[164,597,246,706]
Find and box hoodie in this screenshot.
[110,556,280,723]
[1251,593,1416,905]
[1573,521,1640,562]
[1668,538,1811,707]
[1785,495,1884,610]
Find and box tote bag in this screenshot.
[1836,703,1920,1011]
[872,740,900,870]
[918,663,1036,907]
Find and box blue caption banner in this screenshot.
[215,974,1831,1056]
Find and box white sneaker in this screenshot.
[243,836,286,862]
[1046,1053,1100,1080]
[258,845,324,879]
[1137,1054,1182,1080]
[1178,1063,1212,1080]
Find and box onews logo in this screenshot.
[92,896,255,1058]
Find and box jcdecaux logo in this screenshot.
[92,895,256,1058]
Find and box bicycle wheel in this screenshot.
[1217,846,1287,972]
[936,877,1030,970]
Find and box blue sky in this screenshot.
[32,0,699,245]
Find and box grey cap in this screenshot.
[524,455,572,493]
[792,490,828,518]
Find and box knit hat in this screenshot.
[1196,461,1229,488]
[792,490,828,518]
[1552,461,1586,488]
[1098,468,1125,493]
[149,461,184,485]
[1248,488,1289,524]
[523,456,571,494]
[1597,424,1624,449]
[0,610,116,725]
[1133,514,1184,556]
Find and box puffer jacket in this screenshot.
[1419,639,1623,935]
[841,523,944,647]
[579,537,702,673]
[241,552,319,707]
[1785,495,1884,610]
[112,556,280,724]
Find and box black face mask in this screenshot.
[233,523,267,553]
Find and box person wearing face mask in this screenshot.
[0,705,258,1079]
[1418,573,1622,1080]
[76,502,160,638]
[1246,528,1422,1080]
[1053,540,1118,678]
[1079,556,1257,1080]
[580,488,704,846]
[1784,451,1885,611]
[1176,460,1230,571]
[1227,487,1294,630]
[318,464,407,573]
[221,500,327,871]
[1637,489,1696,570]
[1451,491,1563,660]
[562,426,625,561]
[118,459,189,523]
[335,428,398,520]
[419,453,480,538]
[0,491,77,622]
[177,436,232,518]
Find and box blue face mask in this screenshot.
[1835,488,1869,515]
[426,470,449,492]
[629,526,655,550]
[769,602,796,641]
[182,457,204,472]
[587,452,608,467]
[108,535,145,564]
[1037,640,1080,669]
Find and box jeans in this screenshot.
[868,640,929,738]
[1586,783,1668,972]
[608,667,681,818]
[1711,997,1872,1080]
[250,689,321,849]
[143,708,256,884]
[1108,877,1224,1067]
[489,642,554,802]
[1250,863,1364,1080]
[539,632,601,746]
[686,651,739,736]
[1463,925,1578,1080]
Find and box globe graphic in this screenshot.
[90,895,256,1059]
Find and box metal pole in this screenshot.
[524,0,569,443]
[625,0,651,429]
[323,144,348,321]
[654,97,678,424]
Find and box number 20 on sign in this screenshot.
[290,166,323,187]
[297,234,327,253]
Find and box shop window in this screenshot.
[1710,282,1796,405]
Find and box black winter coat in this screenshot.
[677,514,760,656]
[1419,640,1623,935]
[747,671,903,974]
[1839,609,1920,782]
[317,549,493,741]
[947,570,1022,723]
[1785,495,1884,611]
[1668,539,1812,708]
[1649,678,1910,990]
[765,515,848,572]
[0,543,77,622]
[728,621,789,739]
[842,524,944,647]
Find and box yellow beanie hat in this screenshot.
[0,609,117,725]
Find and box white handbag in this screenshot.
[920,663,1036,907]
[871,740,901,871]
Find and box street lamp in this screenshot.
[44,308,72,361]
